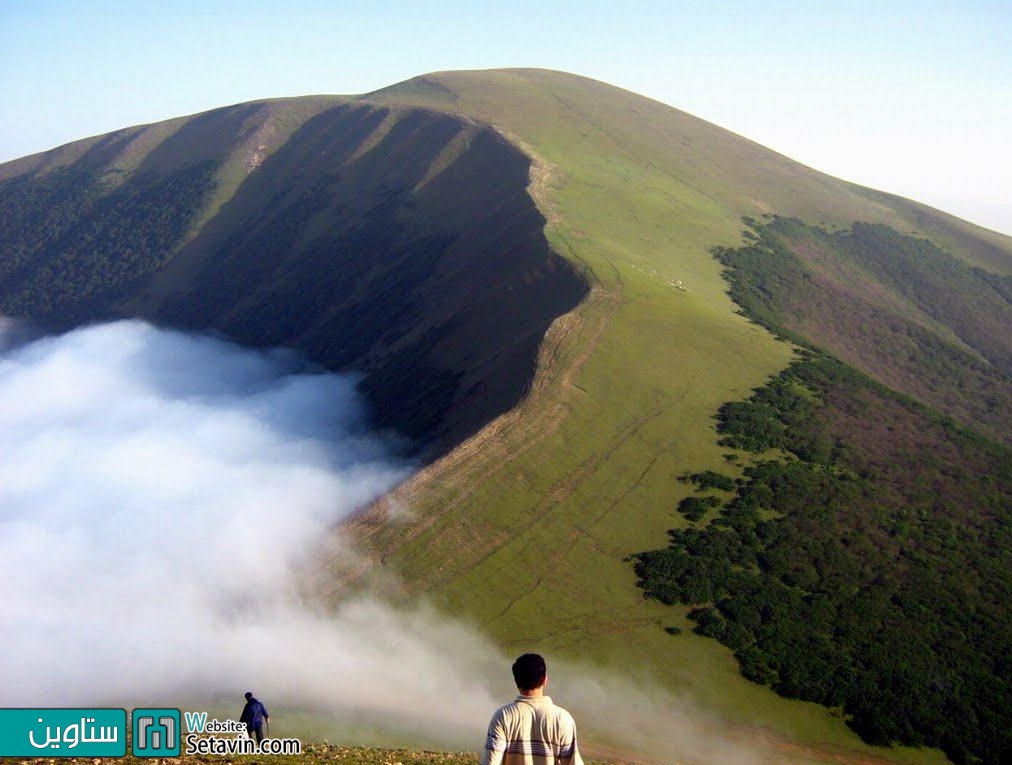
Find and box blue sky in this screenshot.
[2,0,1010,235]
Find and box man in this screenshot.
[481,653,584,765]
[239,691,269,743]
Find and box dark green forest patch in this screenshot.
[636,354,1012,763]
[682,470,737,492]
[635,217,1012,764]
[676,495,721,522]
[0,161,220,317]
[712,217,1012,446]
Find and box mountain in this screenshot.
[0,97,587,453]
[3,69,1012,764]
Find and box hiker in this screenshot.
[239,691,270,743]
[480,653,584,765]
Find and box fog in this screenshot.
[0,320,786,763]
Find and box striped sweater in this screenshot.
[480,695,584,765]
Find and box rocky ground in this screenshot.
[12,744,619,765]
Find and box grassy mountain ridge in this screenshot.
[3,68,1012,763]
[369,69,1012,274]
[338,69,1011,764]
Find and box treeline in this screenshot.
[634,216,1012,765]
[710,216,1012,448]
[0,161,219,318]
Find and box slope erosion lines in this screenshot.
[334,281,622,590]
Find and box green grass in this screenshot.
[341,69,1006,763]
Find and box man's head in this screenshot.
[512,653,547,693]
[244,691,253,700]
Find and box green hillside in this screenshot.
[3,68,1012,764]
[636,350,1012,763]
[347,70,1012,762]
[715,217,1012,444]
[688,218,1012,764]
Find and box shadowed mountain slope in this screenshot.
[0,99,587,451]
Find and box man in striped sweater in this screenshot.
[480,653,584,765]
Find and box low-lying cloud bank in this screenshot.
[0,322,412,698]
[0,320,775,763]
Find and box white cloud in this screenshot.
[0,320,412,703]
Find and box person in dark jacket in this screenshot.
[239,691,269,742]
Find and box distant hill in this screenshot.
[3,68,1011,765]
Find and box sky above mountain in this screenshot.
[1,0,1009,237]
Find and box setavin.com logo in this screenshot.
[0,708,302,757]
[183,711,301,756]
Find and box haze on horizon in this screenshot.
[0,1,1009,238]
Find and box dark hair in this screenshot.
[512,653,547,691]
[244,691,253,699]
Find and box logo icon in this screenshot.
[132,709,180,757]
